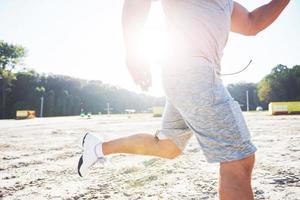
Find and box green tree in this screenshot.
[291,65,300,99]
[257,64,300,105]
[227,82,261,111]
[8,70,40,118]
[0,41,26,118]
[45,90,55,117]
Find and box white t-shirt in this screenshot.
[162,0,234,72]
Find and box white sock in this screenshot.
[94,142,104,159]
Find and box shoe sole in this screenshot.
[78,133,88,177]
[82,132,89,147]
[77,155,83,177]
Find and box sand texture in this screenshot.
[1,113,300,199]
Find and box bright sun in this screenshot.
[140,2,167,96]
[142,29,167,64]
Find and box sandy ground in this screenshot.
[0,112,299,200]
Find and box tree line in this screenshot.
[0,69,165,118]
[1,40,299,118]
[227,64,300,111]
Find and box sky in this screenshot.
[0,0,299,97]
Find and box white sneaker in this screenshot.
[77,132,104,177]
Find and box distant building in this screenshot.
[125,109,136,114]
[16,110,36,119]
[269,102,300,115]
[152,107,164,117]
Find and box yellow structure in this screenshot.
[152,106,164,117]
[269,102,300,115]
[16,110,36,119]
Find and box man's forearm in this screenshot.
[249,0,290,34]
[122,0,151,55]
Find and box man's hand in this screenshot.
[126,54,152,91]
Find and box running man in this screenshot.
[78,1,290,199]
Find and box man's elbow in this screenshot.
[243,13,260,36]
[233,25,260,36]
[244,28,259,36]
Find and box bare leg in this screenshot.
[102,133,181,159]
[219,154,255,200]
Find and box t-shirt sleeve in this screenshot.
[228,0,234,14]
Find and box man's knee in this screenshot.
[220,154,255,180]
[156,138,182,159]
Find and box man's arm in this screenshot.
[122,0,152,91]
[123,0,151,55]
[231,0,290,36]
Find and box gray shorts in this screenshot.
[155,57,257,163]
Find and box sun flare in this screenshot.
[139,2,167,96]
[141,28,168,64]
